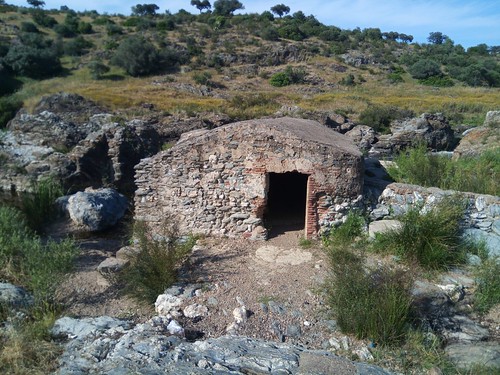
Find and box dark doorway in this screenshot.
[265,171,309,236]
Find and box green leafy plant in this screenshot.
[322,212,365,247]
[121,218,195,303]
[358,105,414,133]
[269,66,306,87]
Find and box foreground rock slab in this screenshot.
[52,316,392,375]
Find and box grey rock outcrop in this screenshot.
[53,315,392,375]
[66,188,128,231]
[453,111,499,159]
[369,113,455,157]
[0,93,161,195]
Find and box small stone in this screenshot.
[183,304,208,319]
[354,346,374,361]
[207,297,218,306]
[341,336,350,350]
[155,294,183,316]
[328,338,341,350]
[286,324,302,338]
[167,320,184,336]
[97,257,129,274]
[233,306,248,324]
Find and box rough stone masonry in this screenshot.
[134,117,364,239]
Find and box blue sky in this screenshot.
[7,0,500,47]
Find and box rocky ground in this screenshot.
[49,214,500,374]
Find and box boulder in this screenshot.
[368,220,401,239]
[369,113,455,157]
[67,188,128,231]
[345,125,377,151]
[452,124,499,159]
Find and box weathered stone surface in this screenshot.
[135,117,364,240]
[53,316,392,375]
[183,304,208,319]
[66,188,128,231]
[97,257,129,274]
[0,282,33,308]
[446,342,500,370]
[345,125,377,152]
[368,220,401,239]
[0,93,162,195]
[369,113,455,157]
[453,116,499,159]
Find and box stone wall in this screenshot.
[135,118,363,239]
[370,183,500,257]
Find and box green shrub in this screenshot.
[63,36,93,56]
[389,145,500,196]
[192,71,213,86]
[0,96,23,128]
[2,44,62,79]
[358,105,414,133]
[111,36,160,76]
[88,60,110,79]
[120,219,195,303]
[269,66,306,87]
[474,258,500,313]
[325,246,413,344]
[0,205,76,305]
[31,9,57,28]
[21,177,63,232]
[20,21,39,33]
[408,59,442,79]
[323,212,365,247]
[418,75,454,87]
[374,196,467,269]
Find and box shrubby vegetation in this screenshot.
[358,105,414,133]
[373,197,469,269]
[388,144,500,196]
[269,65,306,87]
[120,219,196,303]
[324,213,414,345]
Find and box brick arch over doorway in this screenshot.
[134,117,364,240]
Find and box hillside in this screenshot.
[1,2,499,129]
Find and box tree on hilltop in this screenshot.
[427,31,448,45]
[191,0,211,13]
[27,0,45,7]
[213,0,244,16]
[132,3,159,17]
[270,4,290,18]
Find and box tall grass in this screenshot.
[0,205,77,374]
[21,177,63,233]
[325,247,414,344]
[120,219,195,303]
[373,197,468,270]
[323,213,414,345]
[473,258,500,314]
[388,145,500,196]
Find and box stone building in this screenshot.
[134,117,364,239]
